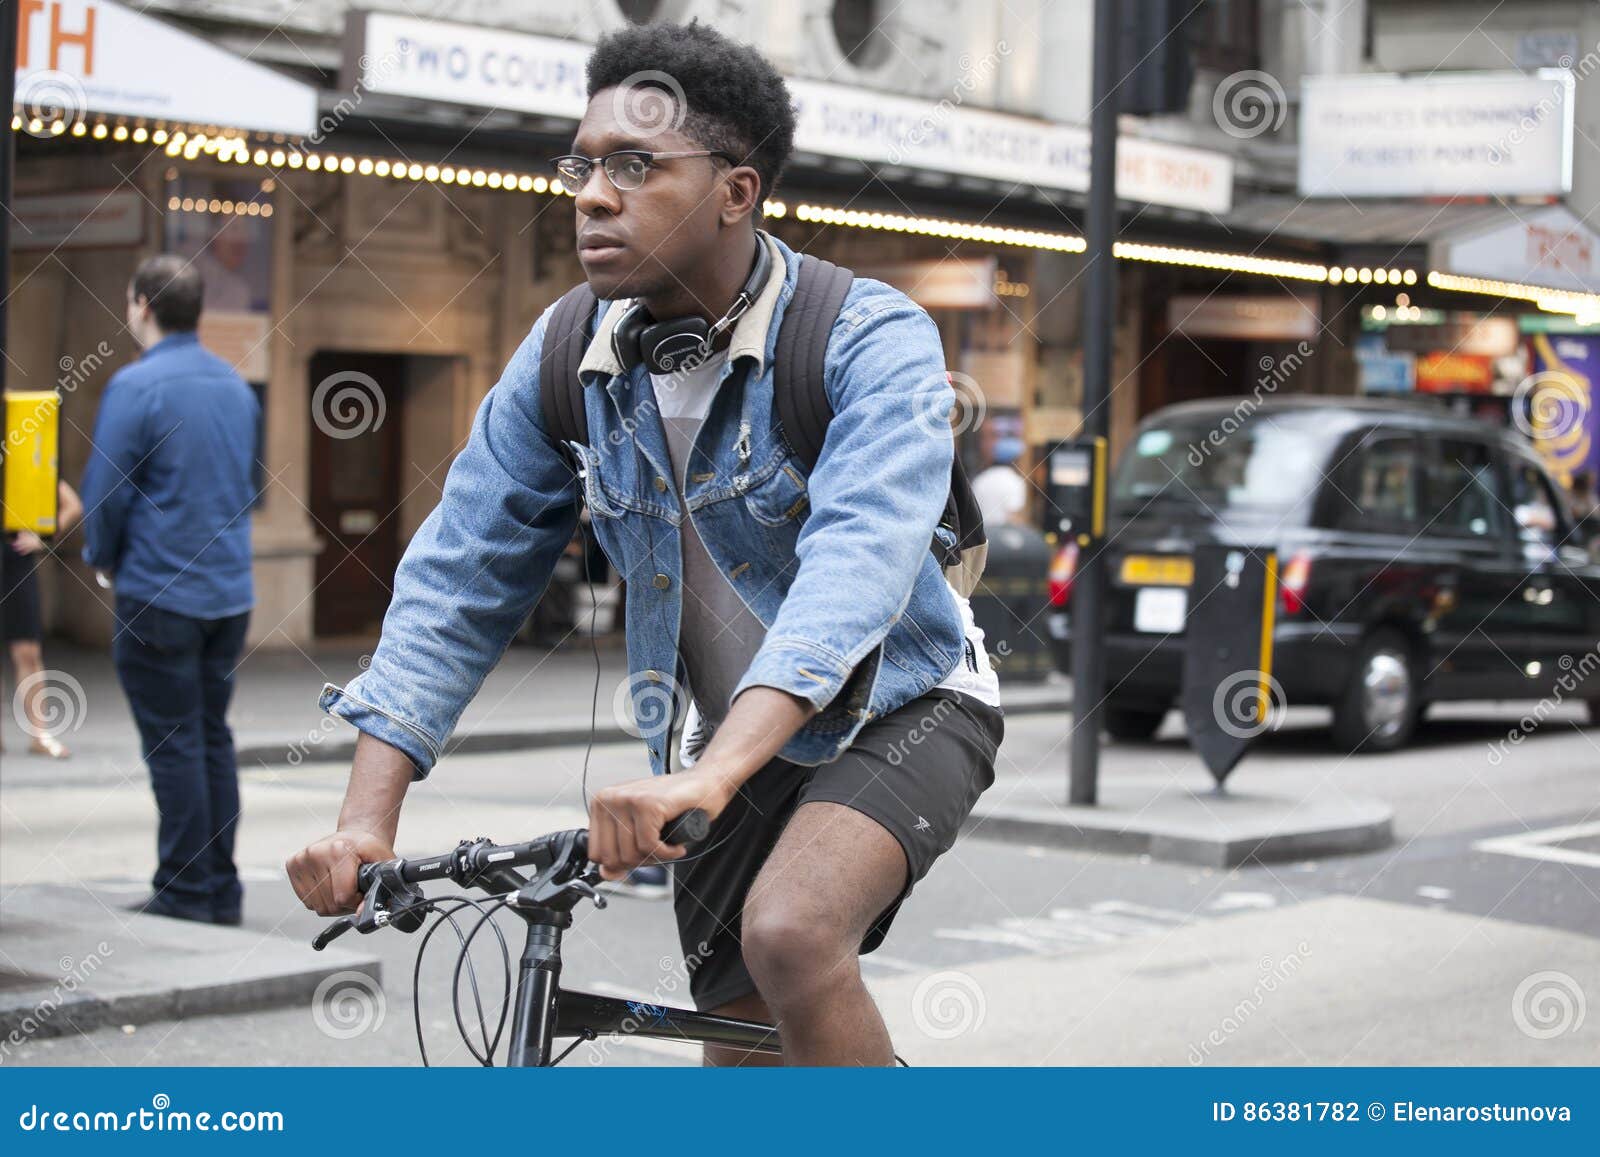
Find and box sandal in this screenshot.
[28,734,71,759]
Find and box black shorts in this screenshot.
[671,689,1003,1011]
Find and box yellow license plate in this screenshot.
[1119,555,1193,587]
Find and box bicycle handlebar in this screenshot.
[352,807,709,892]
[354,828,576,893]
[660,807,710,846]
[311,809,709,951]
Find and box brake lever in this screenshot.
[355,861,430,935]
[312,916,354,951]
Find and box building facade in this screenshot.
[12,0,1589,649]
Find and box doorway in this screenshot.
[309,351,405,638]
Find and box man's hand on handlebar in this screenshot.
[588,769,735,880]
[286,830,397,916]
[288,733,415,916]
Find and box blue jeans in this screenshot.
[113,596,250,920]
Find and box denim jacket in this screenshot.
[320,232,966,777]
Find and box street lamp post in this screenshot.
[1068,0,1120,806]
[2,0,16,397]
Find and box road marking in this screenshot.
[935,900,1193,957]
[1473,820,1600,870]
[860,953,923,974]
[1208,891,1277,912]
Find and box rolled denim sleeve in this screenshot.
[734,289,954,710]
[319,315,580,776]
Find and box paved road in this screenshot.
[3,702,1597,1066]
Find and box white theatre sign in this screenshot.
[1436,205,1600,296]
[350,11,1234,215]
[13,0,317,136]
[1299,71,1574,199]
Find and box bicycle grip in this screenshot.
[660,808,710,846]
[312,916,353,951]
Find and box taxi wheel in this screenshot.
[1331,629,1417,753]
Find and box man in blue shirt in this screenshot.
[81,254,260,925]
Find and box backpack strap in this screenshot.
[773,254,855,468]
[539,282,600,452]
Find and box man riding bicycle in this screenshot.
[287,21,1002,1066]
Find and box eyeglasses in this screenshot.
[548,149,736,192]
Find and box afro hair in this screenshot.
[586,21,796,205]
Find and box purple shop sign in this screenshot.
[1527,333,1600,484]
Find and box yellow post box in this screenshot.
[3,391,61,535]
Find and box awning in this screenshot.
[13,0,317,137]
[1432,204,1600,296]
[1220,194,1515,249]
[1222,193,1600,307]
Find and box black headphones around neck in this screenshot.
[610,234,773,375]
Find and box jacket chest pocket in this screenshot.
[568,443,627,520]
[567,443,632,575]
[742,460,809,526]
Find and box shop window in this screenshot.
[832,0,892,69]
[1191,0,1260,75]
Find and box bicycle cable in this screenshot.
[409,894,514,1067]
[449,898,516,1064]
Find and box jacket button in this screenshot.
[652,573,671,589]
[654,476,668,492]
[644,669,662,683]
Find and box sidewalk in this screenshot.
[0,885,379,1041]
[0,638,1073,782]
[3,637,1396,870]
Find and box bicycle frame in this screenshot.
[505,896,782,1066]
